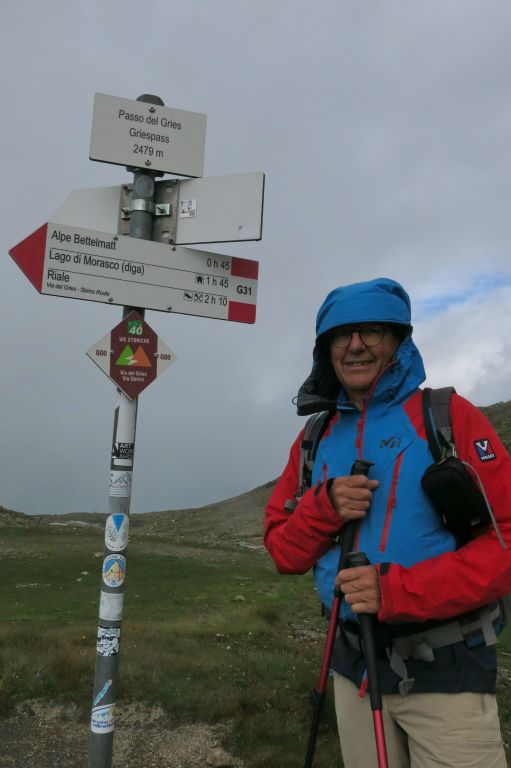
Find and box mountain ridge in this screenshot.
[2,399,511,533]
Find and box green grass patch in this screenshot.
[0,524,339,767]
[2,522,511,766]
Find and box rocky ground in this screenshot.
[0,701,245,768]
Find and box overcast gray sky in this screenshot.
[2,1,511,516]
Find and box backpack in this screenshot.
[295,387,509,654]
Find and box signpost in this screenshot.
[8,91,265,768]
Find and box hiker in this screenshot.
[264,277,511,767]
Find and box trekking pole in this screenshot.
[303,458,374,768]
[345,551,388,768]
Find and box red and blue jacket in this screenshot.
[264,337,511,693]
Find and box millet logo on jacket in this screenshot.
[474,439,496,462]
[380,436,401,449]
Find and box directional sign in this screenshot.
[90,93,207,177]
[49,175,264,245]
[9,223,258,323]
[87,311,175,399]
[173,173,264,244]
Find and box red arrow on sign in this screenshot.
[9,223,47,292]
[10,221,259,323]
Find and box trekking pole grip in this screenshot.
[350,459,374,477]
[336,459,374,573]
[345,551,382,712]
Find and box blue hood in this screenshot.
[296,278,424,415]
[316,277,412,337]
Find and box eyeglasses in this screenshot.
[329,325,387,348]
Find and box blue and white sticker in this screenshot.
[102,554,126,588]
[105,514,129,552]
[109,470,132,497]
[99,591,124,621]
[94,679,113,706]
[91,703,115,734]
[474,439,496,462]
[97,626,120,657]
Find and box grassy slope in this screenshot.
[2,400,511,766]
[0,513,341,766]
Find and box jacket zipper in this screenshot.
[355,418,364,456]
[379,451,404,552]
[354,358,396,458]
[315,462,328,493]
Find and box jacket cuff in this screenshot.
[377,562,397,622]
[312,481,345,530]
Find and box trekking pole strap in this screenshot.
[422,386,455,461]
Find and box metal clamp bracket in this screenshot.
[118,181,179,243]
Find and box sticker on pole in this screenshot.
[91,703,116,734]
[109,470,132,498]
[97,627,121,657]
[105,514,129,552]
[94,679,113,706]
[87,311,176,400]
[111,441,134,467]
[99,591,124,621]
[102,554,126,588]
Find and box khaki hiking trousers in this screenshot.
[333,673,506,768]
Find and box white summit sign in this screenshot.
[90,93,207,177]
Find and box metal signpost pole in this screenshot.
[9,88,264,767]
[88,94,163,768]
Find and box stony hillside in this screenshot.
[481,400,511,453]
[2,398,511,531]
[0,480,277,543]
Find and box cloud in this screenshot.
[414,273,511,321]
[414,285,511,406]
[3,1,511,514]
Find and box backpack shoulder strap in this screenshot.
[298,410,334,498]
[422,386,456,462]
